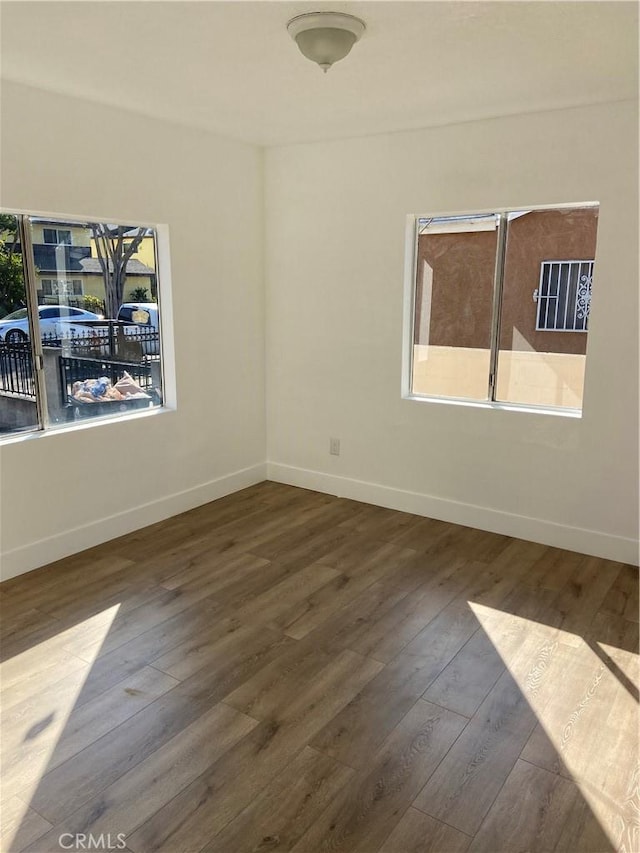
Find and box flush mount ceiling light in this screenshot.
[287,11,366,73]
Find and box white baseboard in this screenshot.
[0,463,267,582]
[3,459,636,582]
[267,462,639,566]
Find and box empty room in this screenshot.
[0,2,638,852]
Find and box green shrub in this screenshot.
[128,287,151,302]
[82,295,105,314]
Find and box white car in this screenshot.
[0,305,104,343]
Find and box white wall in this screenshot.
[0,81,266,579]
[265,101,639,564]
[2,89,637,579]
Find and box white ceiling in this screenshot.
[1,1,637,146]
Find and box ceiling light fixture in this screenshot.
[287,11,366,73]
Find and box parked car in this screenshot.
[117,303,159,329]
[117,303,160,355]
[0,305,104,343]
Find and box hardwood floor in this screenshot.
[1,482,638,853]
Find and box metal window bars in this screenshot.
[534,260,593,332]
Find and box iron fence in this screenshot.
[59,355,152,392]
[0,342,35,398]
[59,354,156,418]
[1,324,160,409]
[42,322,160,359]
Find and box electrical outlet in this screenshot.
[329,437,340,456]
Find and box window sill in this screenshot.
[402,393,582,419]
[0,403,173,446]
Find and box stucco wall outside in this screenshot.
[415,229,496,350]
[415,207,598,356]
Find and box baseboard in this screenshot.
[267,462,639,566]
[3,459,636,582]
[0,463,267,582]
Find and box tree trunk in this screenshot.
[89,224,146,319]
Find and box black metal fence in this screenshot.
[42,323,160,359]
[0,342,35,398]
[59,355,153,393]
[0,324,159,402]
[59,355,157,419]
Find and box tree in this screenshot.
[89,224,147,319]
[0,214,25,318]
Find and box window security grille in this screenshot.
[534,260,593,332]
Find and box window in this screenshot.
[39,307,62,319]
[0,212,166,437]
[407,204,599,413]
[41,278,84,298]
[43,228,72,245]
[535,260,593,332]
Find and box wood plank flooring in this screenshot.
[0,481,638,853]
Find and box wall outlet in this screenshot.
[329,437,340,456]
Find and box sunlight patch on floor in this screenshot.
[0,605,120,850]
[469,602,639,852]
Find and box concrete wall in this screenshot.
[265,100,639,563]
[412,346,586,409]
[0,80,266,580]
